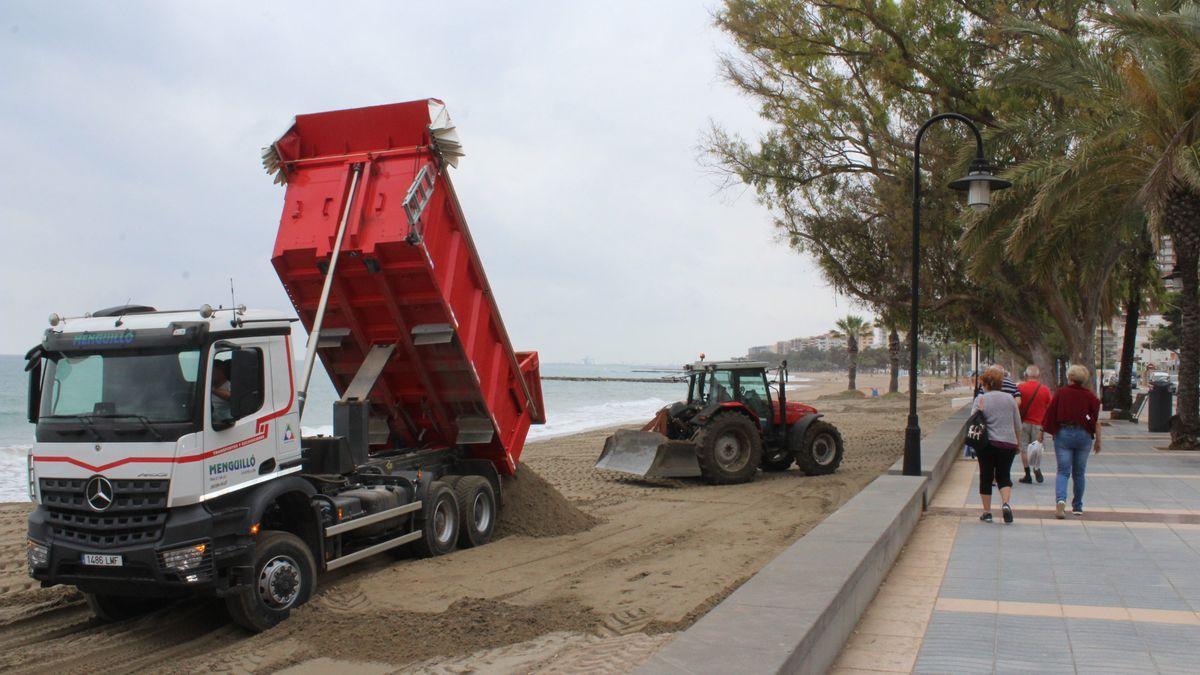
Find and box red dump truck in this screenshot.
[25,100,543,631]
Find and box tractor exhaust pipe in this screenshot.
[779,360,789,450]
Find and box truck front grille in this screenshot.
[40,478,169,549]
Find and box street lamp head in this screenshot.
[948,158,1011,212]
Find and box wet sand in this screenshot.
[0,372,956,673]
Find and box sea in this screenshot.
[0,356,689,502]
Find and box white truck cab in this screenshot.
[28,305,300,510]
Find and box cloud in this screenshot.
[0,1,849,363]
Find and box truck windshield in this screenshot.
[40,349,201,423]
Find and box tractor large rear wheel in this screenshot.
[694,413,762,484]
[794,420,844,475]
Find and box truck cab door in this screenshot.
[201,340,273,498]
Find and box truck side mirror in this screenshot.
[229,350,264,420]
[26,359,42,423]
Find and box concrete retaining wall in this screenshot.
[636,406,971,675]
[887,403,972,499]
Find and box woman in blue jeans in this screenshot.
[1042,365,1102,518]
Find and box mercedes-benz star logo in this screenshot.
[85,476,114,512]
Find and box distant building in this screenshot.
[815,332,840,351]
[748,345,775,358]
[1159,236,1182,293]
[1107,313,1178,376]
[748,321,885,357]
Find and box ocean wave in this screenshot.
[528,397,671,441]
[303,397,675,445]
[0,445,30,502]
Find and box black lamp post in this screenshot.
[902,113,1011,478]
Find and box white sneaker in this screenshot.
[1056,500,1066,519]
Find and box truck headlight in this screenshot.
[27,539,48,570]
[160,543,208,573]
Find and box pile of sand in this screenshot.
[496,464,600,538]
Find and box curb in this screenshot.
[636,406,971,674]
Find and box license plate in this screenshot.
[81,553,123,567]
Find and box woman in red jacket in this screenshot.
[1042,365,1102,518]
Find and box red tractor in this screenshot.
[596,361,843,484]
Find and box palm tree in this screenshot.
[1000,2,1200,447]
[832,315,873,391]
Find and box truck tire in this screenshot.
[760,445,794,472]
[794,420,844,475]
[694,413,762,484]
[411,481,459,558]
[454,476,497,548]
[225,530,317,633]
[84,592,160,622]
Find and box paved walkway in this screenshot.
[833,420,1200,674]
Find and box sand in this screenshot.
[0,371,957,673]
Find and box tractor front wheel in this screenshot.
[694,413,762,484]
[794,420,844,475]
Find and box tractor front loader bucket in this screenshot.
[595,430,702,479]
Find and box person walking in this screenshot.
[973,366,1023,524]
[1016,366,1053,484]
[973,366,1021,400]
[1042,365,1102,518]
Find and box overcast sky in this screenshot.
[0,1,856,364]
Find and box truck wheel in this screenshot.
[794,420,844,475]
[225,530,317,633]
[760,446,794,472]
[694,413,762,484]
[454,476,496,548]
[84,592,160,621]
[411,481,459,558]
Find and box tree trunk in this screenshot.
[847,337,858,391]
[1166,187,1200,448]
[1028,342,1057,391]
[887,327,900,394]
[1173,244,1199,445]
[1114,282,1142,418]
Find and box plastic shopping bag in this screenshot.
[1026,440,1044,464]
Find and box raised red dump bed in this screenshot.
[268,100,544,475]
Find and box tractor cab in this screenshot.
[686,361,773,422]
[685,361,813,429]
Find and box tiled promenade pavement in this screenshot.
[833,420,1200,674]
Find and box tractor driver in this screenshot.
[742,387,768,418]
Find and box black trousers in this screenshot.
[978,444,1017,495]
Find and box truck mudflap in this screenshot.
[595,430,702,479]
